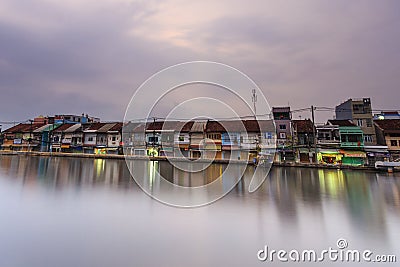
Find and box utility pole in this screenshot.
[311,105,318,164]
[152,117,156,157]
[29,119,33,152]
[252,89,257,119]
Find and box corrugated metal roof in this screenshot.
[86,123,107,131]
[123,122,145,133]
[97,123,117,133]
[191,121,207,132]
[328,120,356,127]
[64,123,82,133]
[53,124,75,132]
[374,119,400,133]
[108,122,123,132]
[4,123,45,133]
[33,124,52,133]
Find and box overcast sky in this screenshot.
[1,0,399,125]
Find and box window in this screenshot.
[207,133,221,140]
[232,135,239,144]
[391,140,398,146]
[364,135,373,143]
[148,136,158,143]
[346,134,362,143]
[366,118,372,127]
[112,136,116,142]
[279,132,286,139]
[88,137,93,142]
[179,135,185,142]
[279,124,286,130]
[353,104,365,114]
[356,119,363,127]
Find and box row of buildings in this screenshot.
[0,114,123,155]
[1,98,399,166]
[123,120,275,161]
[0,116,276,161]
[274,98,400,166]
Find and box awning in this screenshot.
[364,146,389,153]
[318,149,340,155]
[340,150,366,158]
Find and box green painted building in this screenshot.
[339,126,366,166]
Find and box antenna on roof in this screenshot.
[251,89,257,119]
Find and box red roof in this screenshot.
[109,122,123,132]
[206,120,275,133]
[146,121,180,131]
[328,119,356,127]
[86,123,107,131]
[3,123,45,133]
[180,121,194,132]
[374,119,400,133]
[206,121,225,132]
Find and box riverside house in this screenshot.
[205,121,223,159]
[315,124,341,165]
[292,119,315,163]
[174,121,193,158]
[51,123,84,152]
[107,122,123,155]
[83,123,122,154]
[189,121,207,159]
[122,123,146,156]
[328,120,366,166]
[145,121,177,157]
[1,123,45,151]
[272,107,294,163]
[374,119,400,160]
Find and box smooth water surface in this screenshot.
[0,155,399,266]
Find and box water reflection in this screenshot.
[0,155,399,267]
[1,155,400,218]
[0,155,135,189]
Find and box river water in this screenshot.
[0,155,399,266]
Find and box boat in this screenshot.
[375,159,400,171]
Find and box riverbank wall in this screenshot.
[0,151,381,171]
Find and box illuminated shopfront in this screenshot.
[340,150,366,166]
[317,150,342,165]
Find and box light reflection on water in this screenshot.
[0,155,399,267]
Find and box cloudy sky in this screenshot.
[1,0,399,125]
